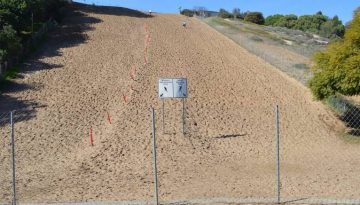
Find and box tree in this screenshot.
[309,12,360,99]
[274,14,297,28]
[244,12,265,25]
[319,16,345,38]
[232,8,240,19]
[265,14,284,26]
[218,8,231,19]
[180,9,194,17]
[355,6,360,16]
[294,14,328,33]
[0,25,22,61]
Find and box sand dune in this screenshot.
[0,4,359,203]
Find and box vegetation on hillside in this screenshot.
[309,9,360,99]
[0,0,68,62]
[265,12,345,39]
[244,12,265,25]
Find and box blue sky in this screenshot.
[75,0,359,23]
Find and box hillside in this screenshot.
[0,3,359,204]
[204,17,330,85]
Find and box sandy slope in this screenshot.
[0,4,359,203]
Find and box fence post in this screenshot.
[275,105,280,204]
[151,108,159,205]
[0,63,3,78]
[10,111,16,205]
[162,100,165,134]
[182,98,185,135]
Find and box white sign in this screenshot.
[158,78,188,98]
[173,78,187,98]
[159,79,174,98]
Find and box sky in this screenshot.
[74,0,359,24]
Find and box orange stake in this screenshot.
[107,112,112,124]
[90,127,93,146]
[123,94,128,103]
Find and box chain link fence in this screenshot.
[0,101,359,204]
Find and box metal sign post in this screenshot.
[275,105,280,204]
[151,108,159,205]
[158,78,188,135]
[10,111,16,205]
[182,99,185,135]
[162,100,165,134]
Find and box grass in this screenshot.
[342,133,360,144]
[0,65,20,93]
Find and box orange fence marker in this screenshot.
[123,94,128,103]
[90,127,94,146]
[107,112,112,124]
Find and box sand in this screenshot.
[0,3,359,204]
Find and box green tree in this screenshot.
[0,25,22,61]
[309,12,360,99]
[319,16,345,38]
[274,14,298,28]
[232,8,240,19]
[218,8,231,18]
[265,14,284,26]
[180,9,194,17]
[244,12,265,25]
[294,13,328,33]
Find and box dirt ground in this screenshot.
[0,3,359,204]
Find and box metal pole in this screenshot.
[162,100,165,134]
[182,98,185,135]
[275,105,280,204]
[10,111,16,205]
[31,12,34,33]
[151,108,159,205]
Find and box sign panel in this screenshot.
[158,78,188,98]
[173,78,187,98]
[159,79,174,98]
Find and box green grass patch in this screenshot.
[293,63,309,70]
[0,65,20,93]
[5,66,19,80]
[342,133,360,144]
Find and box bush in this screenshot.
[309,12,360,99]
[180,9,194,17]
[244,12,265,25]
[218,8,231,19]
[265,14,284,26]
[265,12,345,38]
[0,25,22,61]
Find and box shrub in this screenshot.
[265,14,284,26]
[218,8,231,19]
[244,12,265,25]
[0,25,22,61]
[309,12,360,99]
[180,9,194,17]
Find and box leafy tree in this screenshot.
[294,13,328,33]
[218,8,231,19]
[232,8,240,19]
[244,12,265,25]
[274,14,297,28]
[319,16,345,38]
[309,11,360,99]
[0,25,22,61]
[265,14,284,26]
[180,9,194,17]
[355,7,360,16]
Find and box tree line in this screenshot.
[181,7,345,39]
[0,0,68,62]
[309,8,360,99]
